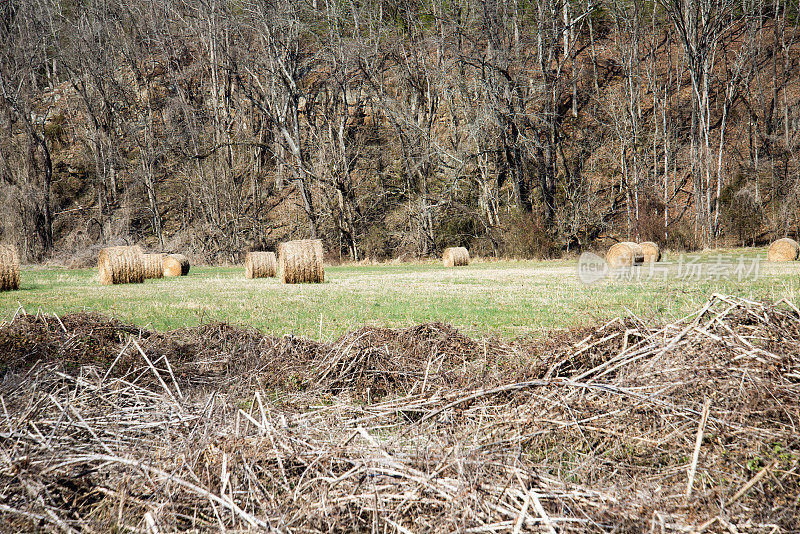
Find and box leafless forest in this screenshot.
[1,0,799,263]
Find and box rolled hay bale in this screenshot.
[245,251,277,279]
[142,253,165,279]
[163,254,190,277]
[97,246,145,285]
[605,242,644,268]
[0,244,20,291]
[767,237,800,262]
[278,239,324,284]
[442,247,469,267]
[639,241,662,263]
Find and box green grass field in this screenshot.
[2,246,798,340]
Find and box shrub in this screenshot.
[719,174,763,246]
[500,212,557,259]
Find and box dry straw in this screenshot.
[245,251,277,279]
[605,241,644,267]
[163,254,190,277]
[142,253,165,279]
[767,237,799,262]
[97,246,145,285]
[278,239,324,283]
[639,241,661,262]
[442,247,469,267]
[1,294,798,531]
[0,244,20,291]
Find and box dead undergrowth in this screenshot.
[0,293,797,532]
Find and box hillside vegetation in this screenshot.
[1,0,799,263]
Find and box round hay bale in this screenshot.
[767,237,799,262]
[639,241,661,263]
[163,254,190,277]
[278,239,324,284]
[605,242,644,268]
[442,247,469,267]
[97,246,145,285]
[142,253,165,279]
[245,251,277,279]
[0,244,20,291]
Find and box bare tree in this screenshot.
[0,0,55,260]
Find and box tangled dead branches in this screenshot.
[0,293,797,532]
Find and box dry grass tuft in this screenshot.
[163,254,190,277]
[278,239,324,283]
[244,251,277,278]
[97,246,145,285]
[768,237,799,262]
[0,294,797,531]
[0,244,20,291]
[442,246,469,267]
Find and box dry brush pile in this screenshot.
[0,294,797,532]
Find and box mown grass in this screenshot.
[1,246,798,340]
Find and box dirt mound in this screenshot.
[0,295,798,532]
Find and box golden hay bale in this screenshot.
[767,237,800,262]
[442,247,469,267]
[639,241,661,263]
[142,253,165,279]
[605,242,644,268]
[0,244,20,291]
[97,246,145,285]
[245,251,277,279]
[163,254,190,277]
[278,239,324,284]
